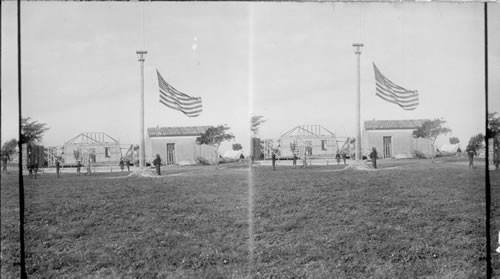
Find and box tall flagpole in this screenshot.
[136,50,147,169]
[352,43,363,162]
[483,3,492,277]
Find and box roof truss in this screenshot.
[281,125,335,138]
[65,132,119,145]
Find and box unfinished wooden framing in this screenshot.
[263,125,351,159]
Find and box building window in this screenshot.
[321,140,327,151]
[105,147,111,158]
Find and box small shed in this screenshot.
[146,126,216,165]
[363,119,434,159]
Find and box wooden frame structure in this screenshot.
[45,146,64,167]
[263,125,351,159]
[60,132,122,167]
[65,132,119,145]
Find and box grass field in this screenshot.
[1,158,497,278]
[490,164,500,278]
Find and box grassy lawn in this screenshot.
[1,159,492,278]
[491,168,500,278]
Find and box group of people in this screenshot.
[271,152,308,170]
[118,157,131,173]
[52,157,106,178]
[55,158,83,178]
[121,155,162,175]
[269,144,500,171]
[5,144,499,176]
[466,143,500,170]
[28,162,40,178]
[335,152,348,165]
[51,155,162,177]
[270,149,375,170]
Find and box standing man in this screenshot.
[119,158,125,172]
[494,143,500,171]
[34,161,39,179]
[76,160,82,176]
[466,145,476,169]
[28,162,34,178]
[369,147,378,169]
[302,150,308,168]
[86,156,92,176]
[341,152,347,165]
[493,138,499,171]
[1,153,10,173]
[153,154,162,175]
[292,153,297,169]
[55,159,61,178]
[335,152,341,165]
[271,152,276,171]
[125,157,130,172]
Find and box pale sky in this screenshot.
[2,2,499,154]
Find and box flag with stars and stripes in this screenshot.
[373,63,419,111]
[156,70,202,117]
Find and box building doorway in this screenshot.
[383,136,392,158]
[166,143,175,165]
[305,141,313,156]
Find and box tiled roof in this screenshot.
[364,119,429,130]
[148,126,212,137]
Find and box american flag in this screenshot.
[156,70,203,117]
[373,63,419,111]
